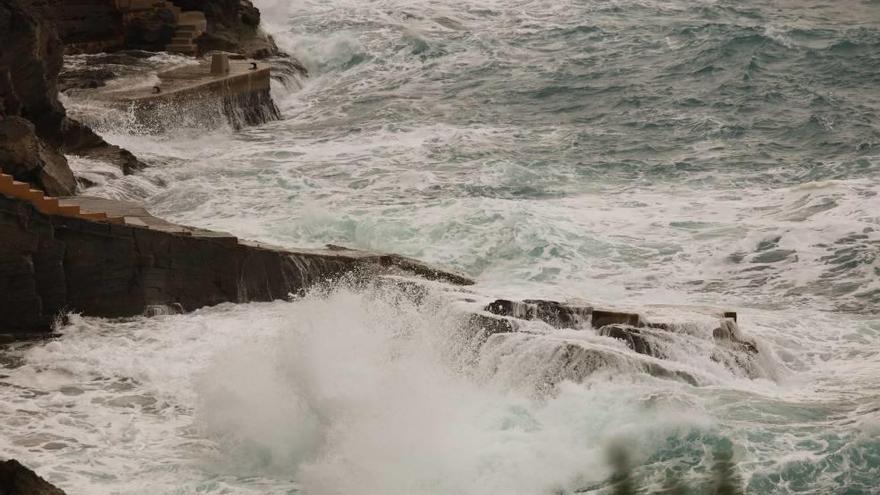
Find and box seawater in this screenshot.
[3,0,880,493]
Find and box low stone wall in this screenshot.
[0,193,471,333]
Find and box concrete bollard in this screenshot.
[211,53,230,75]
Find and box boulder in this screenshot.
[0,459,66,495]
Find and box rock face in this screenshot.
[0,0,146,191]
[0,193,472,333]
[0,460,66,495]
[29,0,125,53]
[0,117,75,196]
[123,4,177,51]
[35,0,282,59]
[31,0,177,53]
[173,0,281,59]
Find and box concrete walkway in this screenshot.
[97,58,270,104]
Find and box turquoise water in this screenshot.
[3,0,880,493]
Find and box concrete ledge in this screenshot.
[0,193,473,333]
[113,60,271,104]
[93,58,280,129]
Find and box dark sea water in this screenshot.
[2,1,879,493]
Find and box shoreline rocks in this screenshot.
[175,0,283,59]
[0,459,65,495]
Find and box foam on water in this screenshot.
[1,286,878,493]
[3,0,880,493]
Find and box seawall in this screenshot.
[0,187,472,333]
[103,58,281,129]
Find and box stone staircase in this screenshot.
[166,9,207,55]
[0,173,124,224]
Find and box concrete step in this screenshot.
[24,188,46,202]
[0,172,127,224]
[33,197,60,215]
[56,204,83,218]
[166,44,197,54]
[78,211,109,221]
[171,35,194,44]
[1,180,34,199]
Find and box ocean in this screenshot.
[2,0,879,493]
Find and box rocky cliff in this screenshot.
[0,0,145,193]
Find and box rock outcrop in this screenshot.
[0,117,74,196]
[0,0,146,191]
[0,460,66,495]
[174,0,282,59]
[0,193,472,333]
[477,297,762,381]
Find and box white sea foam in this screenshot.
[3,0,879,493]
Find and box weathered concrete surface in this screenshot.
[96,58,280,128]
[0,193,472,333]
[0,459,65,495]
[126,59,270,102]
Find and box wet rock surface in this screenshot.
[0,194,472,333]
[485,298,591,329]
[0,459,65,495]
[475,297,760,384]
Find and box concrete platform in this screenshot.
[106,59,271,104]
[89,57,280,129]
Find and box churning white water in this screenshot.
[2,0,880,493]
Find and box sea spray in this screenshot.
[193,284,736,494]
